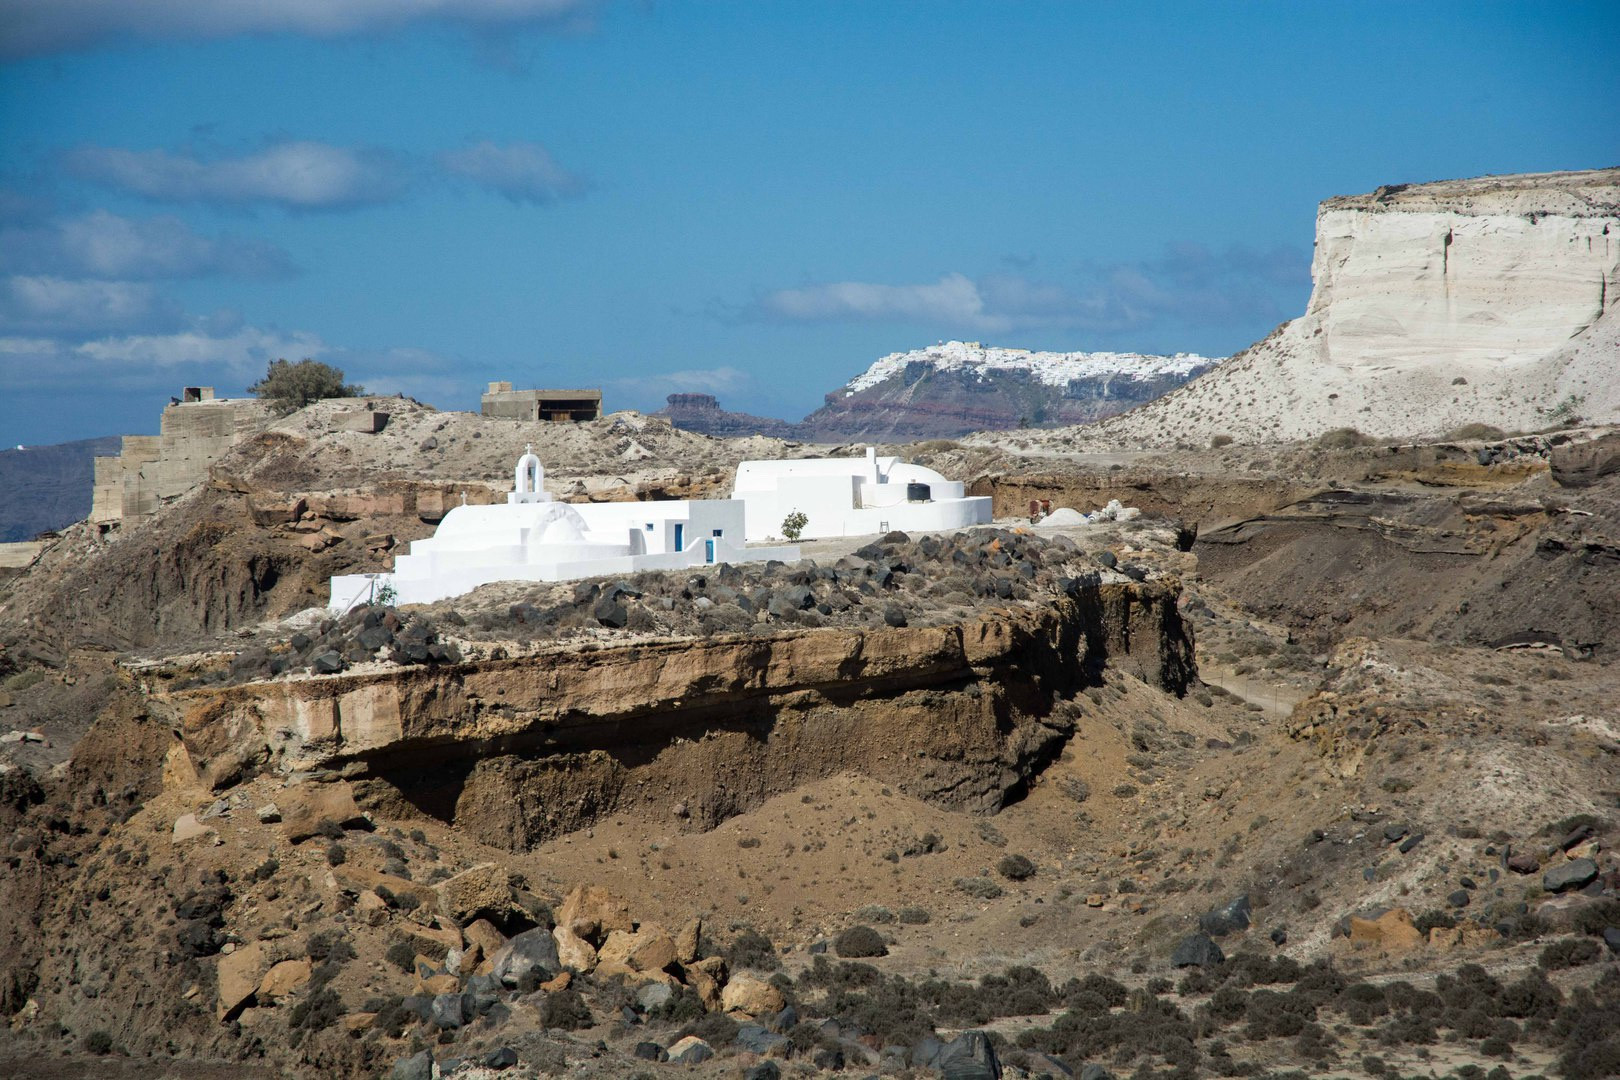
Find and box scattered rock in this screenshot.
[216,941,267,1020]
[280,782,367,843]
[936,1030,1002,1080]
[636,981,674,1012]
[171,813,215,845]
[596,923,677,973]
[1198,895,1251,937]
[633,1041,667,1062]
[484,1047,517,1070]
[1170,932,1224,968]
[1544,858,1599,893]
[1348,908,1423,951]
[390,1051,434,1080]
[489,926,560,988]
[675,917,701,964]
[553,924,598,973]
[1507,852,1540,874]
[557,884,634,945]
[667,1035,714,1065]
[435,862,512,924]
[721,972,786,1016]
[257,959,312,1004]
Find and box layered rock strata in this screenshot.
[161,580,1191,850]
[1025,169,1620,446]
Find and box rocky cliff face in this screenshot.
[1058,169,1620,446]
[159,578,1192,850]
[799,341,1221,442]
[651,393,797,439]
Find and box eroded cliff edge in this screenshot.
[158,579,1192,851]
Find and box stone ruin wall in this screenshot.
[90,398,269,525]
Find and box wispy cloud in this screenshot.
[0,0,596,60]
[758,273,995,328]
[0,210,295,280]
[747,244,1309,338]
[438,140,588,205]
[0,321,322,390]
[607,366,753,403]
[0,275,180,336]
[62,141,407,211]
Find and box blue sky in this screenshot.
[2,1,1616,445]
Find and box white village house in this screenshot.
[329,445,990,609]
[329,446,797,609]
[731,447,992,542]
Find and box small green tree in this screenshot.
[249,358,363,415]
[780,510,808,542]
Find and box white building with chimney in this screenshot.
[732,447,992,542]
[329,447,797,610]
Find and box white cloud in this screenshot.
[750,245,1309,337]
[63,141,406,210]
[0,322,324,391]
[758,273,1001,330]
[437,140,587,204]
[0,0,595,59]
[0,274,179,335]
[0,210,295,279]
[607,366,753,400]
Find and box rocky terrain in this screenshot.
[1001,169,1620,450]
[0,388,1618,1080]
[0,436,121,542]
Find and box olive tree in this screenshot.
[249,358,363,415]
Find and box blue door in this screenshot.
[674,523,684,552]
[705,539,715,563]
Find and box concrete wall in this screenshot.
[89,399,266,525]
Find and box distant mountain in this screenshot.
[794,341,1223,442]
[651,394,797,439]
[0,435,122,541]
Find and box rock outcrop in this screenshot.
[159,578,1192,849]
[651,394,797,439]
[1027,169,1620,446]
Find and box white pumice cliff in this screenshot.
[1038,169,1620,446]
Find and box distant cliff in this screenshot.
[0,436,122,541]
[655,344,1221,443]
[651,393,796,439]
[795,342,1221,442]
[1059,168,1620,446]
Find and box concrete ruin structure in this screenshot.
[480,382,602,422]
[90,389,266,525]
[329,447,798,609]
[732,447,992,542]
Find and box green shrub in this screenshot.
[996,853,1037,881]
[83,1030,114,1054]
[1538,937,1602,970]
[250,358,363,415]
[385,942,416,973]
[1317,427,1375,450]
[1448,423,1506,441]
[725,926,781,972]
[834,925,888,958]
[540,988,591,1030]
